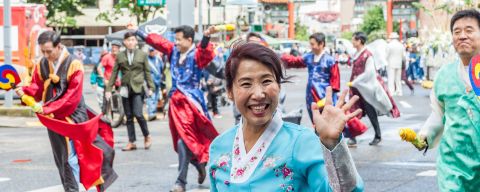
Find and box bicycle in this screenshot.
[102,90,124,128]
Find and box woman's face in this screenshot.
[228,59,280,129]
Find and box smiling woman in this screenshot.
[208,42,364,191]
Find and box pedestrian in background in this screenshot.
[105,31,155,151]
[146,47,164,121]
[386,32,406,96]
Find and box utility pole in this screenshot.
[3,0,14,107]
[199,0,204,34]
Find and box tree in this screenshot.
[341,31,353,40]
[295,22,309,41]
[360,6,386,36]
[96,0,164,26]
[27,0,97,32]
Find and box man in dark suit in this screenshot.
[105,31,155,151]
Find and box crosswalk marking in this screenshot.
[416,170,437,177]
[399,101,412,109]
[382,161,436,167]
[0,177,10,182]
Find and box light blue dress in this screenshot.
[208,113,364,192]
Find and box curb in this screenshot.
[0,106,34,117]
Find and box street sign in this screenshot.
[137,0,165,6]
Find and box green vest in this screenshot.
[433,61,480,191]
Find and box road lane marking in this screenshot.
[399,101,412,109]
[381,162,436,167]
[416,170,437,177]
[169,163,179,168]
[0,177,10,182]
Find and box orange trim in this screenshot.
[91,176,105,187]
[67,60,84,82]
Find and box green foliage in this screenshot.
[341,31,353,40]
[294,22,309,41]
[96,0,164,25]
[367,30,386,43]
[27,0,96,32]
[360,6,386,36]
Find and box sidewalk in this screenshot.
[0,115,41,128]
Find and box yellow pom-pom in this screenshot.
[421,80,433,89]
[316,98,326,107]
[399,128,417,142]
[21,95,37,107]
[347,82,353,87]
[49,74,60,84]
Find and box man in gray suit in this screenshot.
[386,32,406,96]
[105,31,155,151]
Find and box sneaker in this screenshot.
[169,184,185,192]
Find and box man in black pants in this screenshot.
[348,32,400,146]
[105,31,155,151]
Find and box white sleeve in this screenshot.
[418,89,445,148]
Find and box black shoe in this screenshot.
[195,162,207,184]
[148,115,157,121]
[369,138,381,145]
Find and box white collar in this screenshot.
[313,50,327,62]
[179,44,195,64]
[353,46,368,60]
[230,110,283,183]
[53,47,68,74]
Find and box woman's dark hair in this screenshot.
[175,25,195,42]
[309,32,326,47]
[124,30,137,40]
[38,31,61,46]
[450,9,480,33]
[352,31,367,45]
[246,32,264,42]
[225,43,289,91]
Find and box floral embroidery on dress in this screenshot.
[210,153,231,179]
[274,163,295,191]
[280,183,295,192]
[262,156,279,170]
[217,154,231,169]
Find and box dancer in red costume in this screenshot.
[136,26,220,192]
[15,31,117,192]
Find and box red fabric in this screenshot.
[145,33,174,58]
[194,42,215,69]
[168,90,219,164]
[87,110,114,148]
[281,54,305,68]
[37,113,108,191]
[376,75,401,118]
[330,63,340,92]
[42,70,83,118]
[22,64,44,102]
[100,53,120,87]
[311,87,321,102]
[345,117,368,138]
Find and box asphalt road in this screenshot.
[0,65,439,192]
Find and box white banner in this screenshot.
[0,26,19,51]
